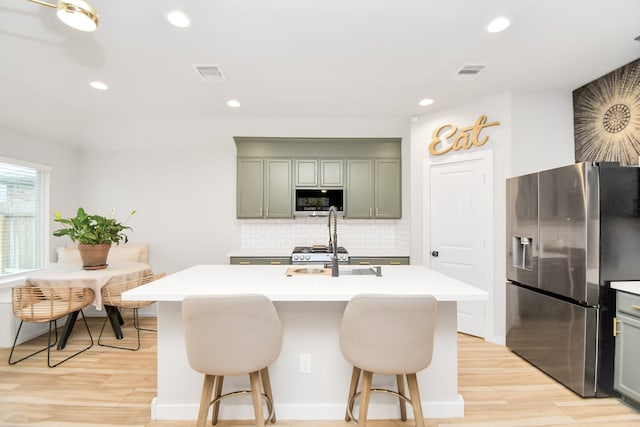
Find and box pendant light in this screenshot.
[27,0,99,32]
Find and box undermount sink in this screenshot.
[285,266,382,277]
[339,266,382,276]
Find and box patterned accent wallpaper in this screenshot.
[573,58,640,166]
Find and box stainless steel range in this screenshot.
[291,246,349,264]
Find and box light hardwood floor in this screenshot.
[1,316,639,427]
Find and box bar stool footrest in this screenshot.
[347,388,414,426]
[210,389,276,424]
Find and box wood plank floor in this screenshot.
[1,316,639,426]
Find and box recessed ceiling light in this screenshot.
[90,81,108,90]
[487,17,510,33]
[166,10,191,28]
[418,98,434,106]
[227,100,241,108]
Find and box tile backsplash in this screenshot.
[240,217,410,251]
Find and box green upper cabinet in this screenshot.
[237,158,292,219]
[346,159,373,218]
[374,159,401,218]
[295,159,343,187]
[237,158,264,218]
[346,159,401,219]
[265,159,292,218]
[320,160,343,187]
[295,160,318,187]
[235,137,401,220]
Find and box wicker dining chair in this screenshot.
[98,273,165,351]
[9,286,95,368]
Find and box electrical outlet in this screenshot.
[299,354,311,374]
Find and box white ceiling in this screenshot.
[1,0,639,149]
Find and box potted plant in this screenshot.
[53,207,136,270]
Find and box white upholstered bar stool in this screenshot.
[340,294,438,427]
[182,294,283,427]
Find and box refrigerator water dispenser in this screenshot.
[512,236,533,270]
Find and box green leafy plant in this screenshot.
[53,207,136,245]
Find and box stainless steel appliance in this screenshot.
[291,246,349,264]
[295,188,344,216]
[506,162,640,397]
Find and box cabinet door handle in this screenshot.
[369,208,372,217]
[613,317,621,336]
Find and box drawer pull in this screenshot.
[239,261,251,265]
[270,261,282,265]
[389,261,401,265]
[359,261,371,265]
[633,305,640,310]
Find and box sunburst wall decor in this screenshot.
[573,58,640,166]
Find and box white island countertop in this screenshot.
[123,264,487,303]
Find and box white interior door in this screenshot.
[427,154,491,337]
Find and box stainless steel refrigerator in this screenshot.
[506,162,640,397]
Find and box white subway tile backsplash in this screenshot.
[240,218,410,251]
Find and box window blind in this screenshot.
[0,158,50,276]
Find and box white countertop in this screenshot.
[123,264,487,303]
[611,281,640,296]
[227,248,411,258]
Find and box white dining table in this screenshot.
[24,262,153,348]
[25,262,153,310]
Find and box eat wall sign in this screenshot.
[429,114,500,156]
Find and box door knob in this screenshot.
[431,250,439,257]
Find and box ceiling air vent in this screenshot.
[194,65,226,82]
[452,64,486,81]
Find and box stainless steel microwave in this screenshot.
[295,188,344,215]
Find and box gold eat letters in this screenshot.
[429,114,500,156]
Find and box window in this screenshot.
[0,157,50,277]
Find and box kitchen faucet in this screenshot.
[328,206,339,277]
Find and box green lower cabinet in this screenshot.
[614,291,640,405]
[349,257,409,265]
[230,257,291,265]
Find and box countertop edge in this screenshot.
[611,281,640,296]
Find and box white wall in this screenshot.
[410,90,575,344]
[510,90,576,175]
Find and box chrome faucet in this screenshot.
[328,206,339,277]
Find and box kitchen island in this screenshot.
[123,264,487,421]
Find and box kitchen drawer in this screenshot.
[230,257,291,265]
[617,291,640,318]
[349,256,409,266]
